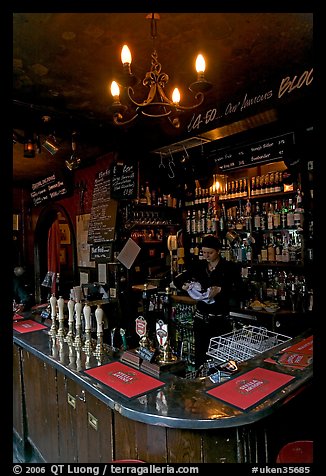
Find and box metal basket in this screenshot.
[206,325,291,364]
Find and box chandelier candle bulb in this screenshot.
[121,45,132,65]
[111,81,120,102]
[172,88,180,105]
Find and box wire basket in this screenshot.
[206,325,291,364]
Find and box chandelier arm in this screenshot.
[174,92,205,111]
[126,84,158,108]
[140,109,172,118]
[113,112,139,126]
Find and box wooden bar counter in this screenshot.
[13,318,313,464]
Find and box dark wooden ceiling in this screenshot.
[13,12,313,184]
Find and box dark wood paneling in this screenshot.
[85,391,114,463]
[113,413,138,461]
[135,420,167,463]
[22,349,59,462]
[167,428,202,463]
[13,345,24,440]
[203,427,241,463]
[57,373,78,463]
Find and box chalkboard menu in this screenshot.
[31,173,70,206]
[87,168,118,244]
[111,162,137,199]
[209,132,295,171]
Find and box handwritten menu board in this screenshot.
[31,173,70,206]
[111,162,137,199]
[87,168,117,244]
[208,132,295,171]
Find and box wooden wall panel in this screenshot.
[113,413,138,461]
[57,373,78,463]
[135,420,167,463]
[202,427,240,463]
[22,350,59,462]
[167,428,202,463]
[13,345,24,441]
[85,392,114,463]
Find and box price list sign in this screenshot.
[210,132,295,171]
[31,172,70,206]
[111,162,137,199]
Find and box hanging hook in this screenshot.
[168,149,175,178]
[159,152,165,168]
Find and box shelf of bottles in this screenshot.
[184,169,307,267]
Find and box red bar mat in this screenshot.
[13,319,47,333]
[276,352,313,368]
[281,335,313,355]
[84,361,165,399]
[206,367,295,411]
[13,313,24,321]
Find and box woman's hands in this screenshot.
[208,286,222,299]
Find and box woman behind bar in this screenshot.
[175,235,241,369]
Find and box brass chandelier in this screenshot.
[110,13,212,128]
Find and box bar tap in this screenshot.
[93,304,104,361]
[57,296,66,338]
[74,301,83,350]
[82,302,93,354]
[65,298,75,345]
[49,293,57,337]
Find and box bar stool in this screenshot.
[276,440,313,463]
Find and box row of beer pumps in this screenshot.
[48,294,127,366]
[47,283,179,369]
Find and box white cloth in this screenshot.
[186,281,215,304]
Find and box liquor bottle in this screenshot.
[186,209,191,234]
[294,187,304,229]
[139,185,147,204]
[274,171,281,193]
[269,171,275,193]
[242,177,248,197]
[219,203,226,232]
[260,174,266,195]
[191,209,197,235]
[254,202,261,231]
[273,200,281,229]
[267,202,274,230]
[260,202,267,230]
[206,207,213,234]
[200,208,206,233]
[267,236,276,262]
[251,176,256,196]
[286,198,295,228]
[145,182,151,205]
[261,235,268,262]
[256,175,261,195]
[280,200,288,229]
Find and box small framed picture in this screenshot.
[59,223,71,244]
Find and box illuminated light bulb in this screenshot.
[121,44,132,65]
[172,88,180,105]
[110,81,120,99]
[196,54,206,73]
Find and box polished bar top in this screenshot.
[13,319,312,430]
